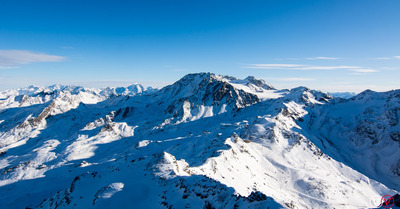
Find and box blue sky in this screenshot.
[0,0,399,92]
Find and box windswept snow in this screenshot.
[66,122,136,161]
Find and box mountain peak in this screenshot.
[244,76,275,90]
[155,73,262,124]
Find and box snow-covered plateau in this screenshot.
[0,73,399,208]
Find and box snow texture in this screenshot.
[0,73,399,209]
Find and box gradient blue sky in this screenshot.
[0,0,399,92]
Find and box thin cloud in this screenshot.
[306,57,340,60]
[0,50,65,68]
[350,69,378,73]
[0,66,17,70]
[276,77,315,81]
[246,64,304,68]
[243,64,363,71]
[298,66,359,70]
[373,56,400,60]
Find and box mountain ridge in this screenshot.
[0,73,399,209]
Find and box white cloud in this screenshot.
[276,77,315,81]
[0,50,65,68]
[350,69,378,73]
[373,56,400,60]
[306,57,340,60]
[245,64,304,68]
[298,66,359,70]
[0,66,17,70]
[275,57,341,61]
[242,64,364,71]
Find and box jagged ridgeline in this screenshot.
[0,73,399,209]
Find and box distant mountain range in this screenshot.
[327,92,356,99]
[0,73,399,209]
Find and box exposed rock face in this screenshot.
[160,73,260,124]
[244,76,275,90]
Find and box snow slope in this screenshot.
[0,73,398,209]
[304,89,400,191]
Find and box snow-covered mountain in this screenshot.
[0,73,399,209]
[0,83,152,111]
[327,92,356,99]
